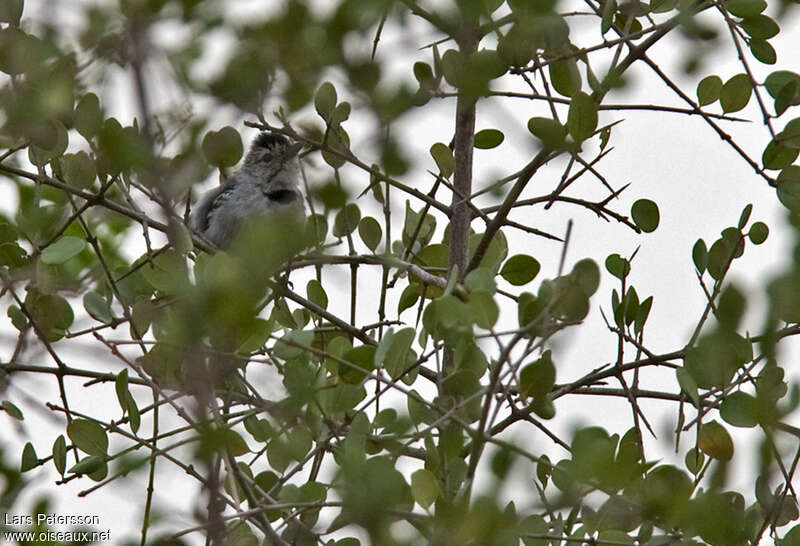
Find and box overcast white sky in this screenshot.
[3,0,800,544]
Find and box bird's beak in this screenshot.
[287,142,304,157]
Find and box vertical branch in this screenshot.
[440,19,479,513]
[449,62,477,281]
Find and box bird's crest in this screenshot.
[253,132,289,151]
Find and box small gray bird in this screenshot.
[193,132,304,248]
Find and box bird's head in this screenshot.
[244,131,303,166]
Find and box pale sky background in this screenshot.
[3,0,800,544]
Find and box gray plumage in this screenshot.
[193,132,304,248]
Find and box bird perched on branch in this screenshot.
[193,131,304,249]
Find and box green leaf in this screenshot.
[549,58,582,97]
[775,118,800,150]
[52,435,67,475]
[84,291,113,323]
[465,267,497,294]
[202,126,243,168]
[126,392,140,433]
[676,367,700,406]
[41,236,85,264]
[720,391,759,428]
[398,283,421,314]
[693,239,708,272]
[21,442,37,472]
[697,75,722,106]
[333,203,361,237]
[7,304,27,331]
[274,330,314,360]
[74,93,103,141]
[306,213,328,246]
[566,92,598,142]
[469,290,499,329]
[314,81,338,121]
[572,258,601,295]
[244,417,274,443]
[306,279,328,309]
[474,129,504,149]
[141,249,189,293]
[1,400,23,420]
[717,284,745,330]
[115,368,130,413]
[720,73,752,113]
[698,420,734,461]
[605,253,630,280]
[408,389,435,425]
[413,61,434,85]
[411,468,439,509]
[765,71,800,99]
[321,126,351,168]
[28,120,68,166]
[223,523,258,546]
[737,203,753,228]
[0,243,27,268]
[771,78,800,116]
[68,455,106,476]
[340,345,376,384]
[67,418,109,456]
[333,102,351,123]
[403,201,437,247]
[707,238,735,280]
[440,49,462,87]
[238,318,272,353]
[224,429,251,456]
[519,350,556,400]
[750,39,776,65]
[631,199,659,232]
[748,222,769,244]
[0,26,45,76]
[527,117,567,149]
[468,229,508,274]
[358,216,382,251]
[601,0,616,33]
[0,0,23,25]
[762,139,798,170]
[430,142,454,178]
[777,166,800,212]
[378,327,416,380]
[740,15,779,39]
[500,254,541,285]
[685,448,704,475]
[59,151,97,189]
[726,0,766,17]
[634,295,653,334]
[26,292,74,341]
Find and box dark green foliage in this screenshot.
[0,1,798,545]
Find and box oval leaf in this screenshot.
[358,216,382,251]
[202,127,243,168]
[720,74,752,113]
[411,469,439,509]
[333,203,361,237]
[474,128,504,149]
[500,254,541,286]
[41,236,86,264]
[67,418,109,456]
[631,199,659,232]
[430,142,454,178]
[315,81,337,120]
[698,420,734,461]
[566,92,598,142]
[697,75,722,106]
